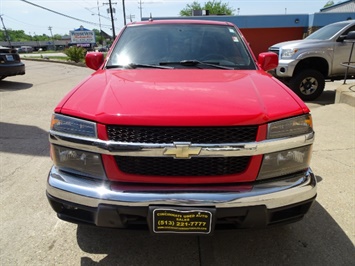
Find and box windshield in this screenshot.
[306,23,349,40]
[107,23,255,70]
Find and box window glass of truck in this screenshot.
[306,22,352,40]
[107,24,254,70]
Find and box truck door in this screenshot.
[332,25,355,76]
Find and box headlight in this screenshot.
[257,145,312,180]
[50,114,105,179]
[267,114,313,139]
[280,48,298,59]
[51,145,106,179]
[258,115,314,180]
[50,114,97,138]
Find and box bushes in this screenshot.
[64,46,86,63]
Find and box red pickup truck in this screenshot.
[47,20,316,234]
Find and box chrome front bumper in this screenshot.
[47,166,317,210]
[274,59,299,77]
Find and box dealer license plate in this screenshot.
[150,207,214,234]
[6,55,14,61]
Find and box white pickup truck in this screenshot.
[269,20,355,101]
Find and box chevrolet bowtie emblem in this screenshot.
[163,143,202,159]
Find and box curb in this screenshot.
[335,83,355,107]
[21,57,86,68]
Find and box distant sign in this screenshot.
[70,26,95,44]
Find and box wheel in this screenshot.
[289,69,325,101]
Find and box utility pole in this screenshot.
[34,32,40,49]
[0,15,12,47]
[128,14,135,23]
[96,0,103,45]
[122,0,126,26]
[138,0,143,21]
[103,0,116,39]
[48,26,55,50]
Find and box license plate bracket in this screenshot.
[149,206,215,235]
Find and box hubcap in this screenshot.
[300,77,318,95]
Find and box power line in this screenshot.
[2,14,50,32]
[19,0,111,28]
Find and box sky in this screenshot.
[0,0,335,36]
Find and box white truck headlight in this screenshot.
[280,48,298,59]
[258,115,313,180]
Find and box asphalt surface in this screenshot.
[0,61,354,265]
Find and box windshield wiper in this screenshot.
[106,65,124,69]
[160,60,234,70]
[106,63,174,69]
[126,63,173,69]
[181,60,235,70]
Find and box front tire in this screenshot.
[289,69,325,101]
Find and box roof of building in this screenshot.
[320,0,355,13]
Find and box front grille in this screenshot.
[268,48,279,57]
[107,126,258,143]
[115,156,250,176]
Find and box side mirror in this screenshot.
[338,35,346,42]
[338,31,355,42]
[258,52,278,71]
[344,31,355,42]
[85,52,104,70]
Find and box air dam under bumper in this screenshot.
[47,167,317,229]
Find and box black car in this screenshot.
[0,46,25,80]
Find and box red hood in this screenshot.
[58,69,308,126]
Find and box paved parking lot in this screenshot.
[0,61,354,265]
